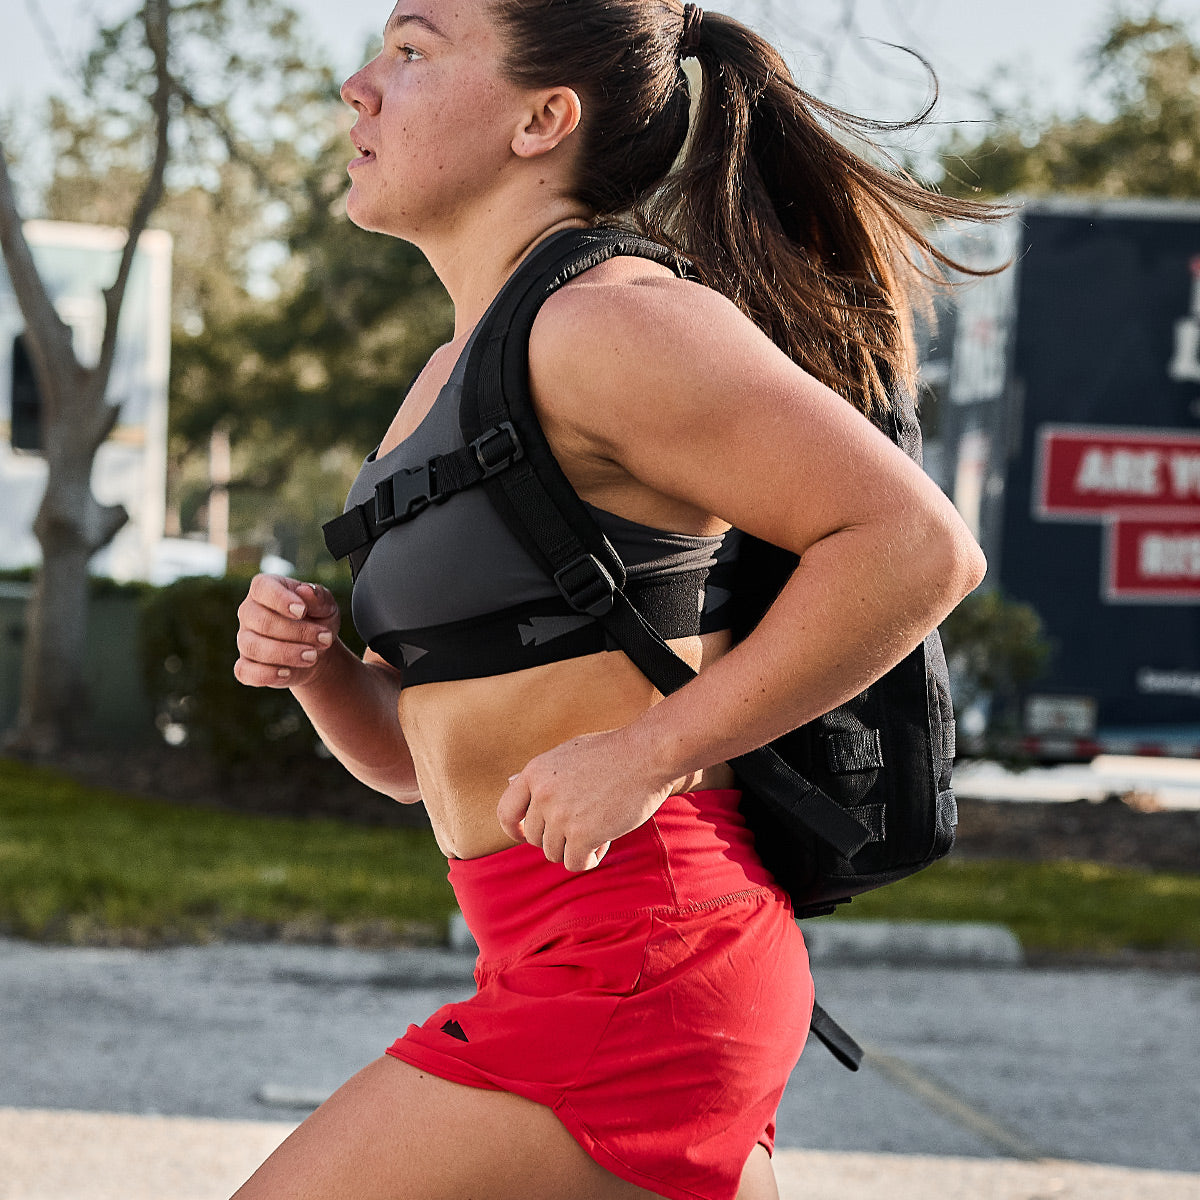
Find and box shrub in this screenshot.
[940,589,1052,754]
[140,574,363,775]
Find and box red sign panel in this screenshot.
[1036,425,1200,519]
[1106,513,1200,602]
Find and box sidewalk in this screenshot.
[2,1107,1197,1200]
[953,754,1200,809]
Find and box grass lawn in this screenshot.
[0,758,455,946]
[833,857,1200,958]
[2,758,1198,957]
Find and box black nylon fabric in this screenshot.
[366,566,733,686]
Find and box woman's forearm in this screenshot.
[290,640,421,802]
[619,511,985,785]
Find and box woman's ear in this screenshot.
[512,86,583,159]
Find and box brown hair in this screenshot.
[493,0,1001,418]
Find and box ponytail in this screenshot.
[494,1,1002,418]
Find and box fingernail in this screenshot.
[301,649,318,664]
[317,631,333,646]
[289,603,305,617]
[277,668,291,679]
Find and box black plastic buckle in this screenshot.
[374,462,435,530]
[554,554,616,617]
[471,422,523,478]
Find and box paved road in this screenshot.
[1,936,1197,1175]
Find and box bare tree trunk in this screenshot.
[0,0,171,756]
[12,374,128,754]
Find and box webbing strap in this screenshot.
[463,232,688,594]
[825,729,884,775]
[322,423,523,568]
[809,1002,864,1071]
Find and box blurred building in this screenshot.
[922,197,1200,757]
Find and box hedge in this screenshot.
[139,573,364,774]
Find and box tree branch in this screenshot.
[23,0,78,85]
[87,499,130,554]
[86,394,124,457]
[97,0,171,383]
[168,76,282,196]
[0,142,77,418]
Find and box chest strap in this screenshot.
[322,423,523,574]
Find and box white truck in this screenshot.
[1,218,172,581]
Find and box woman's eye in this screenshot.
[399,45,423,62]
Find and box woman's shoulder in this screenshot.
[536,253,733,339]
[528,255,769,406]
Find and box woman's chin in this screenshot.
[344,200,387,236]
[345,194,418,240]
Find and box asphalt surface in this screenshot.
[1,932,1199,1197]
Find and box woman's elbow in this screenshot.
[961,537,988,596]
[923,507,987,608]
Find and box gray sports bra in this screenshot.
[344,322,740,685]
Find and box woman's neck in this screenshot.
[420,203,594,339]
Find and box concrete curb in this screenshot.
[449,912,1024,970]
[799,919,1025,967]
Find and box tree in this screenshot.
[940,591,1051,755]
[939,14,1200,199]
[30,4,454,582]
[0,0,337,753]
[0,1,172,755]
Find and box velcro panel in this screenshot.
[936,790,958,841]
[824,729,884,774]
[846,802,886,843]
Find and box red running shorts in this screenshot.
[386,789,813,1200]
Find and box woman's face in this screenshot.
[340,1,529,239]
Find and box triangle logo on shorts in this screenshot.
[441,1018,469,1042]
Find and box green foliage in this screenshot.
[168,162,452,453]
[940,14,1200,199]
[940,589,1051,718]
[23,0,452,574]
[167,190,453,569]
[139,573,361,772]
[0,758,454,945]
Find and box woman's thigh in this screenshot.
[230,1055,658,1200]
[736,1145,780,1200]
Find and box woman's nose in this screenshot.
[340,66,377,112]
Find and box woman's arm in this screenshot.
[234,575,420,802]
[498,272,986,870]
